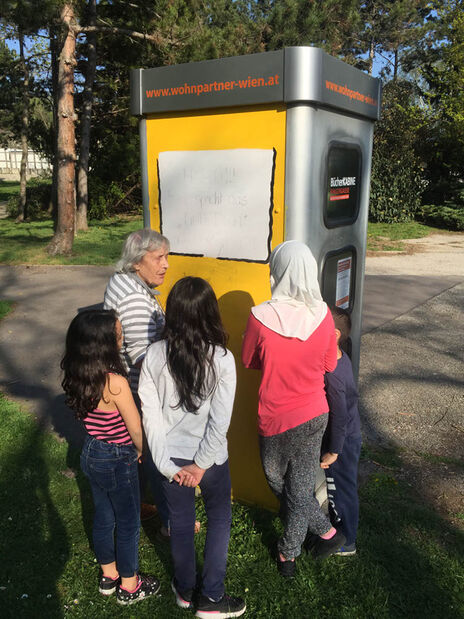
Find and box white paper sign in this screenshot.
[335,257,352,309]
[158,149,275,261]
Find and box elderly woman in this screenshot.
[242,240,345,577]
[103,228,169,524]
[104,229,169,394]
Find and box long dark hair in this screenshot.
[61,309,126,420]
[163,277,227,413]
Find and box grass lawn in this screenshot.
[367,222,444,252]
[0,300,14,321]
[0,394,462,618]
[0,180,21,201]
[0,216,143,265]
[0,218,449,265]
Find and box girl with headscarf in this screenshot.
[242,240,345,576]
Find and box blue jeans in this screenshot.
[156,458,232,600]
[80,436,140,578]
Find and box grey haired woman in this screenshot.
[103,228,169,525]
[104,228,169,394]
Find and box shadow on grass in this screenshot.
[0,400,69,619]
[223,467,464,618]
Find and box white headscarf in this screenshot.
[251,240,327,340]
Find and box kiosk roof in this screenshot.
[131,47,381,121]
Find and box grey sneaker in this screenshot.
[334,543,357,556]
[116,574,160,605]
[195,593,246,618]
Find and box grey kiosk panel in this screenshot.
[131,46,381,379]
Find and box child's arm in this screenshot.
[241,314,262,370]
[138,349,182,482]
[109,374,143,455]
[192,350,237,481]
[321,372,349,467]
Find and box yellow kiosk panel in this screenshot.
[145,105,286,508]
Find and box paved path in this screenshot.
[0,235,463,453]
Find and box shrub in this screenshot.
[88,176,142,220]
[369,80,426,223]
[6,177,51,219]
[418,203,464,231]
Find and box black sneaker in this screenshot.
[311,529,346,560]
[116,574,160,606]
[277,557,296,578]
[171,578,194,609]
[303,532,319,553]
[99,574,120,596]
[195,593,246,618]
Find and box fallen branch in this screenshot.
[112,183,140,211]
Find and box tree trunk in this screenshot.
[368,37,375,76]
[48,3,77,256]
[76,0,97,232]
[393,47,398,81]
[48,27,59,223]
[16,30,29,223]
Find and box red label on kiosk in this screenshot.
[335,257,352,308]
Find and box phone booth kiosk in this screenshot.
[130,47,381,509]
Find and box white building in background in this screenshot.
[0,146,51,180]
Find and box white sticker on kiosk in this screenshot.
[335,257,352,309]
[158,149,274,262]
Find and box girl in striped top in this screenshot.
[61,309,160,605]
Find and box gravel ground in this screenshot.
[360,234,464,527]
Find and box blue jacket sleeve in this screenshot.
[325,372,349,454]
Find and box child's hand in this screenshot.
[320,452,338,469]
[181,463,206,487]
[173,470,196,487]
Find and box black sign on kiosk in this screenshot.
[325,143,362,228]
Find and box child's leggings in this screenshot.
[259,415,333,559]
[80,436,140,577]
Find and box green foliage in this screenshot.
[264,0,363,63]
[370,80,426,223]
[360,0,431,77]
[419,203,464,231]
[413,0,464,206]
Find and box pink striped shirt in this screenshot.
[84,408,132,445]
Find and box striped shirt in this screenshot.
[103,272,165,394]
[84,409,132,445]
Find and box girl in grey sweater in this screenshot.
[139,277,246,619]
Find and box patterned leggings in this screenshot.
[259,415,332,559]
